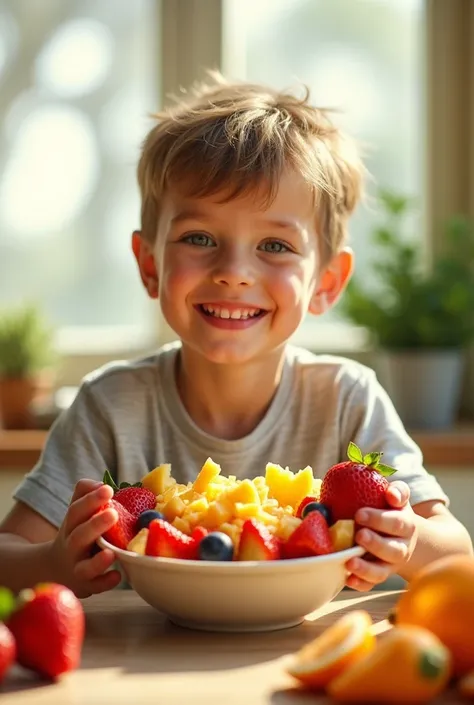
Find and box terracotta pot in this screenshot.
[0,376,41,429]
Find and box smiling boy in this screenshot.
[0,75,471,597]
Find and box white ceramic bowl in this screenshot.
[98,537,364,632]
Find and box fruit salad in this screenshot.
[98,442,397,563]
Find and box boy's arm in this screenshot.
[401,499,473,580]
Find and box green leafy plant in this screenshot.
[339,190,474,349]
[0,304,56,378]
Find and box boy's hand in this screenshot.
[345,480,418,592]
[49,479,122,598]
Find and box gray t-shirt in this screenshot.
[14,342,448,528]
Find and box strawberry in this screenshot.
[101,498,137,549]
[320,442,397,522]
[295,495,318,519]
[7,583,84,680]
[283,511,333,559]
[146,518,195,559]
[0,622,15,683]
[237,519,280,561]
[188,526,209,560]
[102,470,156,517]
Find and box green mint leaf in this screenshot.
[347,442,363,463]
[377,463,398,477]
[363,452,383,467]
[0,587,16,622]
[102,469,119,491]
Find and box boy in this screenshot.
[0,75,471,597]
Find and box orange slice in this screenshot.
[458,669,474,697]
[327,625,452,703]
[286,610,375,690]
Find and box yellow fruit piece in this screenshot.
[127,528,149,555]
[186,497,209,514]
[180,511,201,528]
[219,522,242,549]
[394,554,474,677]
[162,495,186,522]
[141,464,175,496]
[202,482,228,501]
[287,610,375,690]
[225,479,260,506]
[252,476,269,502]
[312,478,322,498]
[193,457,221,493]
[458,669,474,697]
[265,463,314,509]
[202,501,232,528]
[328,625,452,704]
[329,520,355,552]
[275,514,302,540]
[172,516,192,535]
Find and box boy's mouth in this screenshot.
[197,304,266,320]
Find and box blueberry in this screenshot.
[198,532,234,561]
[137,509,165,530]
[301,502,333,525]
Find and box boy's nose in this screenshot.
[211,253,256,287]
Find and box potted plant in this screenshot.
[338,190,474,429]
[0,304,56,429]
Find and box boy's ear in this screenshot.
[131,231,159,299]
[309,247,354,315]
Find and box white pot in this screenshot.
[377,349,464,430]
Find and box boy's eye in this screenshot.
[259,240,291,254]
[182,232,215,247]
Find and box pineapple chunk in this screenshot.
[193,457,221,493]
[162,495,186,522]
[203,501,233,527]
[312,478,322,499]
[253,476,269,502]
[276,514,302,541]
[172,516,192,535]
[224,479,260,506]
[186,497,209,515]
[141,464,175,496]
[329,520,355,552]
[219,522,242,550]
[265,463,314,509]
[127,528,149,555]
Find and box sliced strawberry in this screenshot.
[188,526,209,560]
[295,495,318,519]
[101,498,137,550]
[282,511,333,559]
[237,519,280,561]
[146,519,195,559]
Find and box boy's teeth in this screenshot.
[202,305,261,320]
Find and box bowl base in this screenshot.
[168,615,304,633]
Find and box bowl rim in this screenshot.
[97,536,365,572]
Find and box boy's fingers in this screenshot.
[345,574,374,592]
[67,507,118,557]
[74,547,117,582]
[65,484,114,534]
[386,481,410,508]
[356,528,409,564]
[355,508,414,539]
[70,479,104,503]
[88,569,122,595]
[346,556,392,585]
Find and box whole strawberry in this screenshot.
[0,622,16,683]
[7,583,85,680]
[101,498,137,549]
[103,470,156,517]
[320,442,397,522]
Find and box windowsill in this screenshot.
[0,426,472,471]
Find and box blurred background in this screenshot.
[0,0,472,523]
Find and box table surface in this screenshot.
[1,589,465,704]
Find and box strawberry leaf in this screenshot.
[119,481,131,489]
[363,452,383,467]
[377,463,398,477]
[103,469,119,491]
[347,442,363,463]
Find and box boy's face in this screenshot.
[132,169,353,365]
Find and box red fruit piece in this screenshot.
[146,519,195,559]
[101,498,137,549]
[320,442,397,522]
[295,495,318,519]
[7,583,85,680]
[188,526,209,560]
[237,519,280,561]
[283,512,333,559]
[0,622,15,683]
[102,469,156,517]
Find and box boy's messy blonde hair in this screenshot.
[137,73,365,262]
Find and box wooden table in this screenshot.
[0,589,465,704]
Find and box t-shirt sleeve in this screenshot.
[339,366,449,508]
[13,381,116,529]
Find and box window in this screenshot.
[0,0,160,346]
[223,0,425,348]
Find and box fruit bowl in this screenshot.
[98,536,364,632]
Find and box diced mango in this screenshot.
[186,497,209,514]
[162,495,186,522]
[225,479,260,506]
[172,516,192,535]
[141,464,175,496]
[329,520,355,552]
[127,528,149,555]
[193,457,221,493]
[203,501,233,527]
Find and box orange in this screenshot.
[286,610,375,690]
[458,670,474,698]
[393,554,474,677]
[328,625,452,704]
